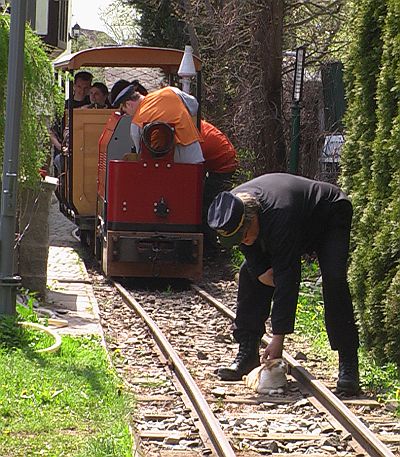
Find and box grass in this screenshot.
[296,259,332,357]
[0,316,133,457]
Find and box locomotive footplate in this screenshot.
[102,230,203,279]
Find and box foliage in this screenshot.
[284,0,347,69]
[99,0,140,45]
[294,261,400,406]
[121,0,348,178]
[234,148,259,185]
[0,335,133,457]
[15,293,39,323]
[71,30,117,53]
[295,263,330,353]
[361,357,400,402]
[124,0,188,49]
[230,246,244,273]
[340,0,400,366]
[0,15,62,189]
[0,316,28,349]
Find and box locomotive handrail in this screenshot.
[53,46,202,72]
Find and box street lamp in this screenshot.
[292,46,306,102]
[289,46,306,174]
[71,23,81,40]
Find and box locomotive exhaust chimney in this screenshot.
[178,45,196,94]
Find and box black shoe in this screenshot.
[337,351,360,395]
[217,336,260,381]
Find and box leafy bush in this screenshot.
[0,15,62,188]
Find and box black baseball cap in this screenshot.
[112,84,136,108]
[207,191,246,248]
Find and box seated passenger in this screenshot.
[53,71,93,174]
[84,82,111,108]
[53,127,69,174]
[66,71,93,109]
[112,84,204,164]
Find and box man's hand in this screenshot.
[262,334,285,361]
[258,268,275,287]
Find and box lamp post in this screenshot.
[71,23,81,40]
[0,0,26,315]
[289,46,306,174]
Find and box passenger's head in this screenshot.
[89,82,109,107]
[73,71,93,101]
[109,79,130,106]
[207,191,259,248]
[112,84,143,115]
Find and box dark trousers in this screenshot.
[233,201,359,353]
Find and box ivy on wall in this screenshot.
[0,15,62,189]
[340,0,400,366]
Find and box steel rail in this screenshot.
[192,283,396,457]
[114,281,236,457]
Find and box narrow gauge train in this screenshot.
[53,46,204,280]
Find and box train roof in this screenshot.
[53,46,202,73]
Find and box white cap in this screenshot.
[178,45,197,78]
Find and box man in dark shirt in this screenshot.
[207,173,360,395]
[65,71,93,109]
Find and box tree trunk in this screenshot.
[255,0,286,173]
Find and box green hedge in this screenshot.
[341,0,400,365]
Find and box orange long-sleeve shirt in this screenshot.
[200,120,238,173]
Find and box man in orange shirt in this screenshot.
[112,84,204,163]
[200,120,239,254]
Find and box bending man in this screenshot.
[207,173,360,395]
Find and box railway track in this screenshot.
[90,272,400,456]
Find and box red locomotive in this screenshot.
[96,115,203,279]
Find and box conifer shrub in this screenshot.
[341,0,400,366]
